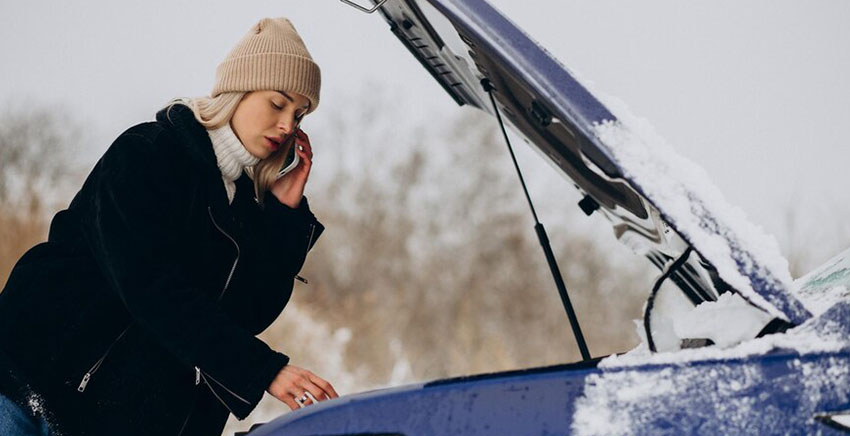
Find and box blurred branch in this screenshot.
[0,104,82,288]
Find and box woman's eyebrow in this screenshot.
[277,91,310,109]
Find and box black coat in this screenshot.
[0,103,324,436]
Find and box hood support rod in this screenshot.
[482,78,591,361]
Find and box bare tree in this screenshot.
[0,105,82,288]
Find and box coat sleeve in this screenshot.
[259,194,325,280]
[225,193,325,334]
[82,132,286,419]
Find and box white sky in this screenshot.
[1,0,849,268]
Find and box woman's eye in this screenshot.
[272,102,283,110]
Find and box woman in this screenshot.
[0,17,337,436]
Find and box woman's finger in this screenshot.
[268,365,336,409]
[297,379,330,403]
[270,380,300,410]
[306,373,339,398]
[288,388,313,407]
[295,139,313,160]
[281,394,299,411]
[295,130,313,155]
[294,129,309,145]
[286,371,324,402]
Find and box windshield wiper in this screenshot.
[643,247,694,352]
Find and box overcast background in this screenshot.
[2,0,848,268]
[2,0,849,432]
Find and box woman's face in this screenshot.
[230,90,310,159]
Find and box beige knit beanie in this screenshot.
[212,17,321,113]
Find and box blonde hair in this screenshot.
[165,93,294,207]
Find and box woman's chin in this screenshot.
[245,144,271,160]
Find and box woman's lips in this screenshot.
[265,137,280,151]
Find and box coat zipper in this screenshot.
[207,207,240,300]
[77,324,132,392]
[193,206,250,413]
[200,370,251,406]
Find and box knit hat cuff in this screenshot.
[212,53,321,113]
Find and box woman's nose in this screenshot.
[277,116,295,134]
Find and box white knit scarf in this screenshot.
[207,123,260,204]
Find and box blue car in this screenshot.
[243,0,850,434]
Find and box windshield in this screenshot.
[793,247,850,316]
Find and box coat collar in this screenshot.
[154,103,246,237]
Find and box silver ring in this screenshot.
[298,393,309,404]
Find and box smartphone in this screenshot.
[276,130,301,179]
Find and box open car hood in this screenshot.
[370,0,810,325]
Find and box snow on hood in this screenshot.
[573,351,850,435]
[572,300,850,435]
[672,293,775,348]
[591,106,811,324]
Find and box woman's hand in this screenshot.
[267,364,339,410]
[270,129,313,208]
